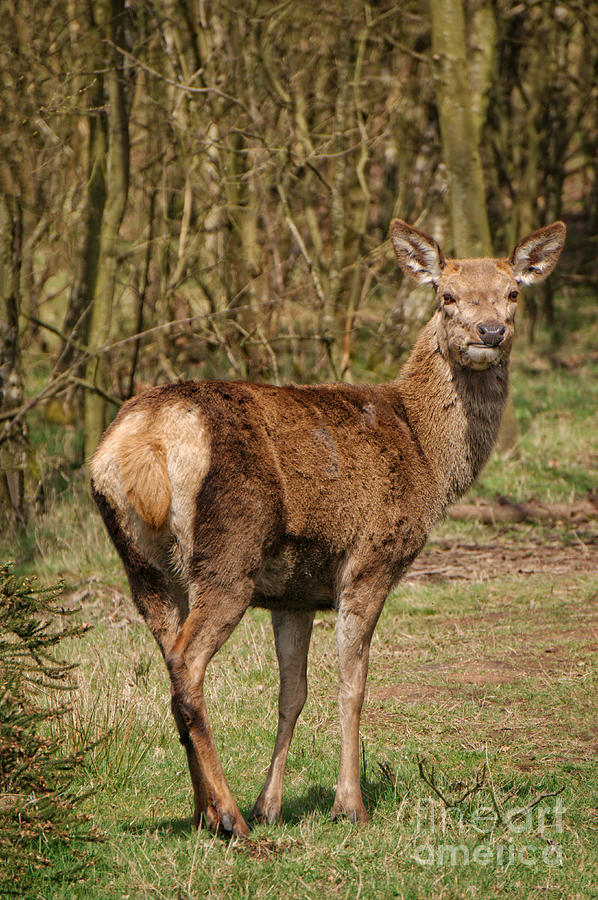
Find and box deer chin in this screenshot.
[460,344,502,369]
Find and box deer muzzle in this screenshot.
[476,321,507,347]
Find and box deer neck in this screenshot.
[393,314,509,512]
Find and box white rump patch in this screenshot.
[90,402,210,578]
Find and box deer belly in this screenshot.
[252,541,337,611]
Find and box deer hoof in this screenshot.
[203,804,249,837]
[330,800,369,824]
[221,812,235,832]
[221,811,249,837]
[248,803,282,826]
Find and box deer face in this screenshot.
[434,258,518,370]
[389,219,566,371]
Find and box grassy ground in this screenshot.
[28,560,598,899]
[4,343,598,898]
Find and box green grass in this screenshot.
[469,355,598,503]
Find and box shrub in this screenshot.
[0,564,99,893]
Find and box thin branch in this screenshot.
[277,184,327,310]
[522,786,565,815]
[417,755,487,808]
[484,745,505,827]
[105,39,249,111]
[23,314,88,356]
[69,376,120,406]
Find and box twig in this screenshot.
[526,786,565,811]
[23,314,88,356]
[277,182,339,380]
[378,761,399,797]
[522,785,565,815]
[417,755,487,808]
[277,185,327,310]
[68,377,120,407]
[0,304,263,438]
[484,744,505,827]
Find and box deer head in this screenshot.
[390,220,566,371]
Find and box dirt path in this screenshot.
[407,532,598,584]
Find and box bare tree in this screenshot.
[430,0,492,257]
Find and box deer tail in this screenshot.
[118,436,172,529]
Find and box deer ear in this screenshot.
[389,219,445,285]
[509,221,566,285]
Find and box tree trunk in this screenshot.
[468,2,497,145]
[50,11,107,437]
[325,0,352,379]
[430,0,492,257]
[58,82,107,379]
[0,195,38,527]
[84,0,130,461]
[58,0,107,389]
[430,0,516,452]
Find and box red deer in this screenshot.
[90,219,566,836]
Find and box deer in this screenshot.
[90,218,566,837]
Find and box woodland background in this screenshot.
[1,0,598,527]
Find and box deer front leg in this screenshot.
[250,609,315,825]
[331,590,386,824]
[167,579,252,837]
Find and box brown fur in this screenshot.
[90,219,566,836]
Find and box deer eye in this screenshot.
[509,289,519,301]
[442,293,455,305]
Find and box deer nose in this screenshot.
[477,321,506,347]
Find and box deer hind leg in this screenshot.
[123,569,213,829]
[249,609,315,825]
[91,484,210,826]
[166,577,253,837]
[169,691,209,825]
[331,584,387,824]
